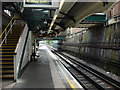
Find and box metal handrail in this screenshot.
[0,16,15,47]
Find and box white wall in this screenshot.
[21,31,32,69]
[14,24,32,79]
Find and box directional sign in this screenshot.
[23,0,59,9]
[52,37,65,40]
[25,0,51,5]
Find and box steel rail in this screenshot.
[52,50,120,90]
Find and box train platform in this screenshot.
[2,45,83,89]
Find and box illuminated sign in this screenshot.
[25,0,51,5]
[23,0,59,9]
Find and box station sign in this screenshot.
[23,0,59,9]
[36,37,65,40]
[52,37,65,40]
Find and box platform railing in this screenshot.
[0,16,16,47]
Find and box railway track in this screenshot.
[51,50,120,90]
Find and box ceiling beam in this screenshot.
[79,22,102,24]
[47,19,65,30]
[59,11,76,23]
[50,17,75,20]
[30,19,65,30]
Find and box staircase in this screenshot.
[0,26,23,80]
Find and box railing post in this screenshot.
[10,20,13,34]
[5,29,7,44]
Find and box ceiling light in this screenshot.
[44,20,47,24]
[59,0,65,10]
[49,27,52,30]
[53,15,58,21]
[51,21,54,27]
[48,0,65,34]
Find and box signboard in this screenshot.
[52,37,65,40]
[36,37,65,40]
[25,0,51,5]
[23,0,59,9]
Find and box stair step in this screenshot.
[0,49,15,52]
[0,52,14,53]
[4,37,19,38]
[1,66,14,69]
[7,35,20,37]
[1,51,15,53]
[2,44,17,46]
[0,58,13,61]
[6,42,18,44]
[2,38,19,39]
[5,38,19,39]
[9,32,21,34]
[1,50,15,52]
[0,46,16,50]
[6,40,18,41]
[6,41,18,43]
[0,52,15,55]
[0,55,13,57]
[0,75,14,78]
[9,35,20,36]
[6,40,18,42]
[0,48,15,50]
[1,37,19,39]
[2,43,17,45]
[0,62,13,64]
[7,36,19,37]
[0,54,15,56]
[1,61,13,63]
[0,71,14,73]
[2,64,13,67]
[1,57,14,59]
[1,46,16,47]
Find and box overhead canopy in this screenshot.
[2,1,115,38]
[55,2,114,31]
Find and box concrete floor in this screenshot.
[13,48,55,88]
[2,45,83,89]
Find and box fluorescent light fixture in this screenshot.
[34,9,43,11]
[43,10,49,13]
[48,0,65,34]
[51,21,54,26]
[95,13,105,15]
[44,20,47,24]
[53,15,58,21]
[59,0,65,10]
[48,29,52,34]
[49,27,52,30]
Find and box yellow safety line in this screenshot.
[56,61,76,90]
[0,16,15,38]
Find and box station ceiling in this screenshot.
[2,1,115,38]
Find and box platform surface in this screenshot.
[2,45,83,89]
[13,49,54,88]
